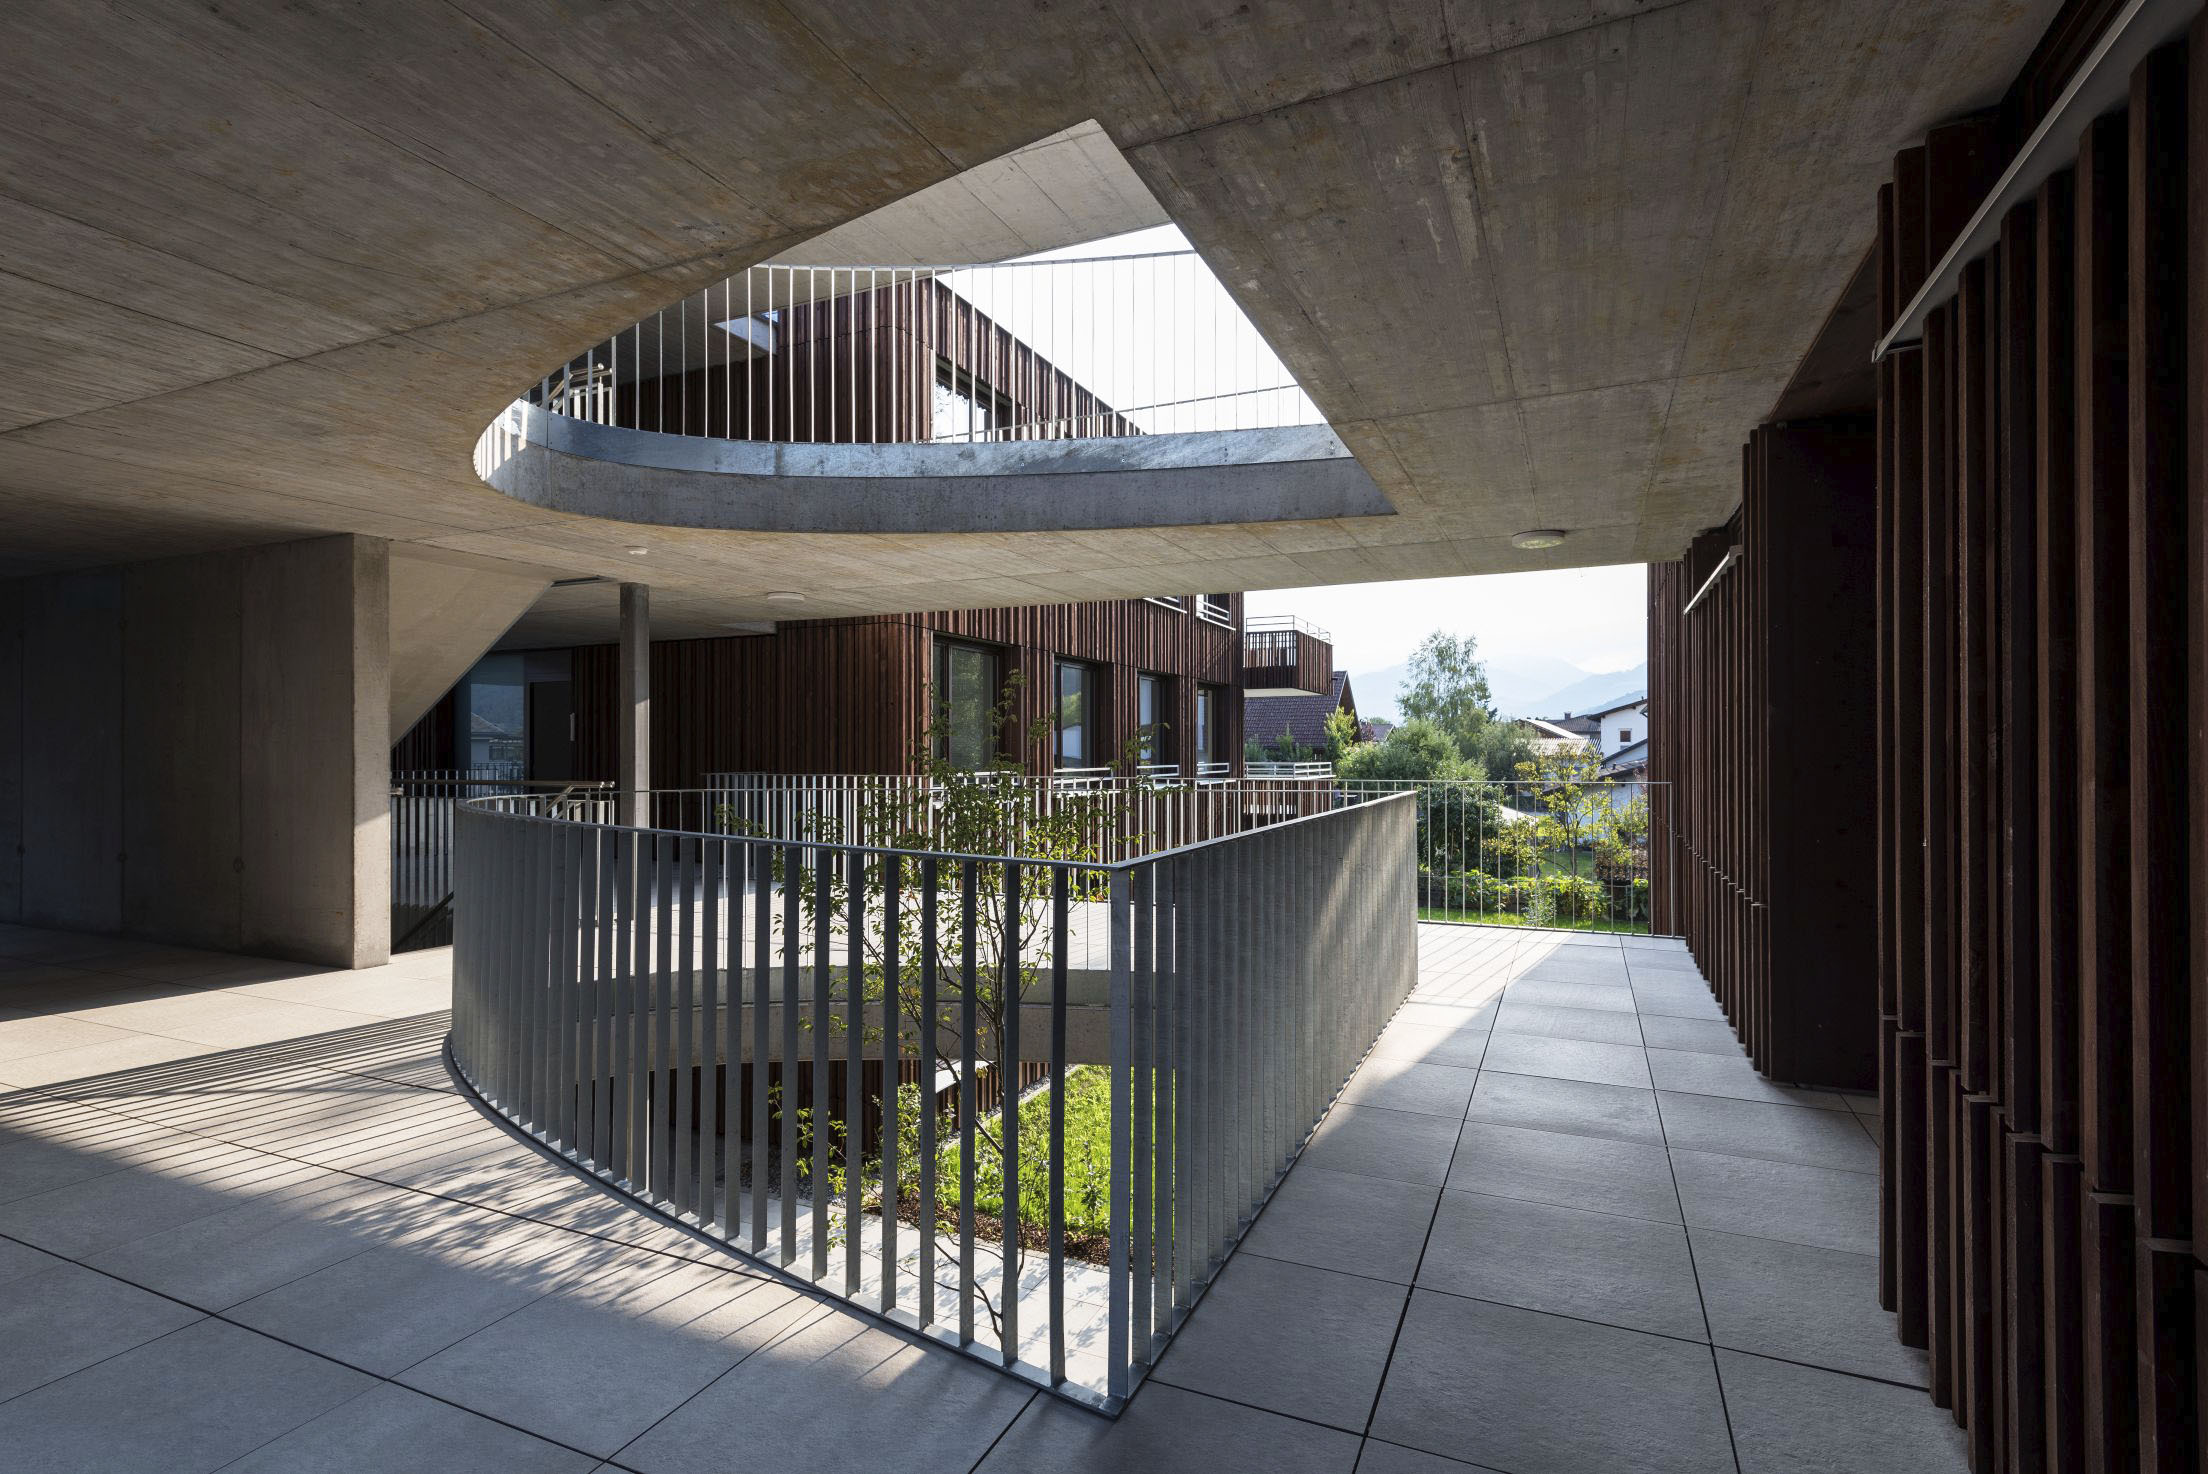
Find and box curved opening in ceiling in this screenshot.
[471,123,1390,535]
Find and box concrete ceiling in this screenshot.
[0,0,2055,634]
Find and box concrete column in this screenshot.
[617,582,649,824]
[0,534,390,967]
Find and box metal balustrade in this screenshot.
[704,772,1675,937]
[448,786,1414,1410]
[704,770,1359,865]
[389,771,610,952]
[523,252,1322,446]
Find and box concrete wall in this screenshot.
[0,535,390,967]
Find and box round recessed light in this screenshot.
[1510,528,1569,551]
[765,590,806,604]
[624,545,649,556]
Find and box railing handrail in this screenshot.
[517,250,1320,447]
[1242,613,1333,642]
[476,782,1408,873]
[449,781,1417,1408]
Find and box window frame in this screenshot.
[1135,671,1174,767]
[931,637,1004,771]
[1054,658,1104,771]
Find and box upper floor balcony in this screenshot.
[1240,614,1334,697]
[473,244,1391,539]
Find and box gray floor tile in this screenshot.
[1647,1049,1849,1110]
[1465,1071,1664,1146]
[401,1258,820,1457]
[1355,1440,1503,1472]
[1671,1149,1879,1255]
[1154,1253,1407,1431]
[1718,1349,1970,1472]
[1446,1120,1680,1223]
[1368,1020,1490,1071]
[1657,1092,1878,1174]
[0,1317,374,1474]
[1692,1228,1929,1387]
[1392,999,1501,1032]
[0,1013,143,1064]
[0,1254,205,1401]
[977,1382,1361,1474]
[1372,1293,1735,1474]
[1418,1191,1705,1340]
[1500,979,1639,1014]
[0,1131,132,1206]
[1337,1056,1480,1119]
[221,1383,597,1473]
[85,1172,426,1310]
[1635,1014,1743,1055]
[1479,1032,1652,1089]
[1628,988,1729,1021]
[1492,1000,1645,1046]
[0,1145,320,1258]
[0,1229,65,1285]
[226,1215,600,1376]
[615,1311,1031,1474]
[1297,1103,1463,1187]
[1242,1164,1440,1284]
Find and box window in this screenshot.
[1055,660,1101,769]
[1136,673,1172,765]
[1619,728,1633,744]
[1195,684,1225,767]
[933,359,1013,442]
[932,639,1001,770]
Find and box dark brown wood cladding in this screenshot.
[1842,31,2202,1474]
[1240,626,1333,697]
[609,278,1134,444]
[569,594,1244,790]
[1647,418,1877,1095]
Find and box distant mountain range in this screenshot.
[1349,657,1647,724]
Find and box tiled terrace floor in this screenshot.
[0,921,1964,1473]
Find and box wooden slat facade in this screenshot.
[1651,16,2205,1469]
[565,594,1246,790]
[608,277,1135,444]
[1647,419,1878,1093]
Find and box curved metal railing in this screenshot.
[517,250,1322,446]
[448,786,1414,1410]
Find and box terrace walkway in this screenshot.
[0,922,1960,1473]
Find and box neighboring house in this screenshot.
[1599,736,1650,808]
[1564,688,1647,755]
[1244,669,1357,757]
[1515,715,1591,755]
[1364,717,1397,743]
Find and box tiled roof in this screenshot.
[1246,670,1354,750]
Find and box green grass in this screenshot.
[930,1064,1116,1246]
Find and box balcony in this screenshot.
[472,255,1392,540]
[1241,614,1334,696]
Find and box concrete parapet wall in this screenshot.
[0,535,390,967]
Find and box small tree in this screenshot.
[1320,706,1359,764]
[1397,631,1515,776]
[727,671,1152,1335]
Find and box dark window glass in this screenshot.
[1136,673,1170,765]
[933,640,1000,770]
[1056,660,1100,769]
[1194,685,1217,764]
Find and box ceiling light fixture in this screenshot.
[765,590,806,604]
[1510,528,1569,551]
[624,545,649,556]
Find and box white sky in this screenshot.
[1245,565,1650,678]
[966,230,1647,683]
